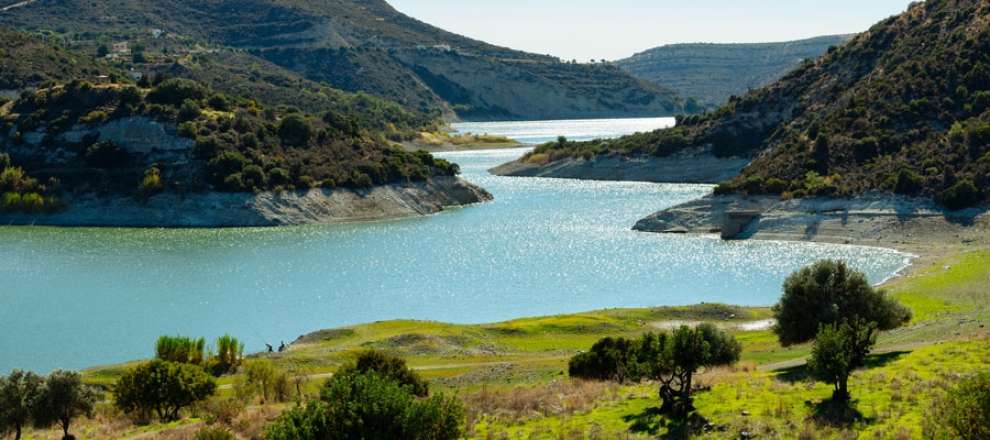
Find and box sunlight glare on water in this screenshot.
[0,120,909,373]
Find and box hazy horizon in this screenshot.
[389,0,915,61]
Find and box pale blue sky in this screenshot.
[389,0,915,61]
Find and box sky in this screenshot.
[388,0,916,61]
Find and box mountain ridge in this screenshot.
[616,34,854,106]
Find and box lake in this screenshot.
[0,118,910,373]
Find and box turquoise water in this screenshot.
[452,117,676,144]
[0,120,909,373]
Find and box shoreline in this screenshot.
[0,176,492,228]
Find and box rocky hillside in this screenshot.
[0,77,490,226]
[0,0,684,120]
[617,35,852,107]
[503,0,990,210]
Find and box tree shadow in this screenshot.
[623,407,712,439]
[808,398,873,427]
[772,351,909,384]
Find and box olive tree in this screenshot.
[569,324,741,418]
[114,360,216,423]
[774,260,911,401]
[0,370,44,440]
[33,370,99,440]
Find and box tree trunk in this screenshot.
[61,417,70,440]
[15,424,21,440]
[834,375,850,402]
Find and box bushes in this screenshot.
[925,372,990,440]
[265,372,463,440]
[938,179,983,210]
[114,360,217,423]
[147,78,208,106]
[568,337,637,382]
[212,334,243,375]
[277,115,313,147]
[241,359,291,404]
[337,350,429,397]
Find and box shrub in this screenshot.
[155,336,205,365]
[146,78,208,106]
[893,169,925,195]
[138,167,164,198]
[207,94,230,112]
[337,350,429,397]
[0,370,44,440]
[568,337,637,382]
[178,99,202,122]
[84,140,129,169]
[925,372,990,440]
[114,360,216,423]
[277,115,313,147]
[242,359,291,404]
[33,370,99,440]
[241,164,266,190]
[265,372,463,440]
[194,426,235,440]
[938,180,983,210]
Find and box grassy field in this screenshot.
[406,131,522,151]
[56,250,989,439]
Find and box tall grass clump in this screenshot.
[155,335,206,365]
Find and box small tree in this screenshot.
[0,370,44,440]
[774,260,910,346]
[774,260,911,402]
[337,350,429,397]
[210,334,243,375]
[569,324,741,418]
[33,370,99,440]
[242,359,290,403]
[807,321,876,402]
[114,360,216,423]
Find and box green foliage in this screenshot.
[567,337,637,382]
[807,320,877,402]
[773,260,911,346]
[337,350,429,397]
[265,372,463,440]
[147,78,208,106]
[32,370,99,440]
[211,334,243,375]
[114,360,217,423]
[155,335,206,365]
[277,114,314,147]
[194,426,236,440]
[938,180,983,210]
[569,324,741,417]
[138,167,164,198]
[242,359,291,403]
[178,99,202,122]
[0,370,44,440]
[925,372,990,440]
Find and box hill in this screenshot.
[0,0,684,121]
[616,35,853,107]
[0,27,108,94]
[499,0,990,211]
[0,75,490,226]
